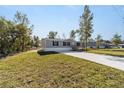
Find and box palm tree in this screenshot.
[47,31,58,39]
[70,30,76,40]
[96,34,102,49]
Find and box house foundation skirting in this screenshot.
[43,48,72,52]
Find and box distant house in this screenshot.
[41,38,110,51]
[41,38,76,51]
[119,44,124,48]
[109,44,124,48]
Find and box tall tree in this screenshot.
[48,31,57,39]
[96,34,102,49]
[0,17,9,54]
[0,17,15,54]
[14,11,33,51]
[0,11,34,57]
[79,5,93,51]
[70,30,76,40]
[111,33,121,47]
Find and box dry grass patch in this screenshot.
[88,48,124,57]
[0,50,124,87]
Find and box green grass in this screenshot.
[87,48,124,57]
[0,50,124,88]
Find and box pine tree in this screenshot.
[79,5,93,51]
[111,33,121,47]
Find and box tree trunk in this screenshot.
[80,40,83,50]
[85,39,87,51]
[85,34,87,51]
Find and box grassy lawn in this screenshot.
[0,50,124,88]
[87,48,124,57]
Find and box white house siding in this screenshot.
[41,38,74,51]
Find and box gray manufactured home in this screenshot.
[41,38,109,51]
[41,38,76,51]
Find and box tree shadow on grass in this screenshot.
[37,50,59,56]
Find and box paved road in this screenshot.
[61,51,124,71]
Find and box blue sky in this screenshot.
[0,5,124,40]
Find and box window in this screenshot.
[53,41,59,46]
[63,42,66,46]
[67,42,70,46]
[77,42,80,46]
[63,42,70,46]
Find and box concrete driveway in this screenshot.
[61,51,124,71]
